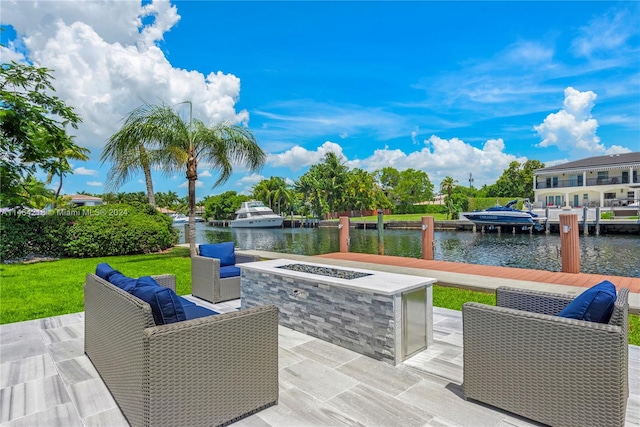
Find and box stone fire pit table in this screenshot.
[240,259,436,365]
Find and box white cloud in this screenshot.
[1,0,248,154]
[572,9,637,58]
[0,44,27,63]
[74,167,98,176]
[199,170,212,178]
[237,174,265,185]
[178,181,203,188]
[86,181,103,187]
[534,87,603,152]
[267,141,344,170]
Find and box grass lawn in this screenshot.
[329,213,451,221]
[1,247,638,346]
[0,247,192,324]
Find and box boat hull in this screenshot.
[230,217,284,228]
[463,212,536,226]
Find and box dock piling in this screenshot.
[559,213,580,274]
[339,216,350,253]
[377,210,384,255]
[421,216,435,260]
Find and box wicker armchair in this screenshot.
[463,286,629,427]
[85,273,278,427]
[191,246,259,303]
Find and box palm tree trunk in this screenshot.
[143,166,156,207]
[186,156,198,257]
[139,144,156,207]
[188,178,197,257]
[53,172,63,208]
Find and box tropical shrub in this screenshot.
[0,211,69,260]
[64,204,177,257]
[0,204,177,261]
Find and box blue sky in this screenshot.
[2,1,639,200]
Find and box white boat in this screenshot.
[171,213,189,224]
[463,199,546,230]
[171,213,204,224]
[231,201,284,228]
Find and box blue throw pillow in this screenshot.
[129,276,186,325]
[219,265,241,278]
[558,280,617,323]
[108,272,137,292]
[198,242,236,267]
[96,263,118,280]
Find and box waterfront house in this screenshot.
[533,152,640,208]
[67,194,104,207]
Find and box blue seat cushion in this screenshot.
[129,276,186,325]
[199,242,236,267]
[558,280,617,323]
[183,304,218,320]
[178,296,196,307]
[96,263,119,281]
[108,272,137,292]
[219,265,241,278]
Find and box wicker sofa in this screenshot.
[191,243,260,303]
[462,286,629,427]
[84,273,278,427]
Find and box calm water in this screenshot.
[176,223,640,277]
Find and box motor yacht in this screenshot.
[230,201,284,228]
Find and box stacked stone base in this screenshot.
[241,269,402,364]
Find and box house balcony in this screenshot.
[536,176,631,189]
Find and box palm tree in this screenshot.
[253,177,292,214]
[440,176,458,198]
[45,142,90,207]
[101,140,157,207]
[103,101,265,256]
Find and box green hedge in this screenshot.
[468,197,521,211]
[0,214,69,260]
[1,204,178,261]
[399,204,448,215]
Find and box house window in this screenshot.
[604,192,616,200]
[552,177,558,188]
[597,171,609,184]
[622,171,629,184]
[583,194,588,200]
[545,177,551,188]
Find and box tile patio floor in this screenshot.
[1,298,638,427]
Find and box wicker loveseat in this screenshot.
[84,273,278,427]
[191,242,260,303]
[462,285,629,427]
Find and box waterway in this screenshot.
[176,223,640,277]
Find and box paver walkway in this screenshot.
[2,303,638,426]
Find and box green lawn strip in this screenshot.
[2,252,638,346]
[0,247,191,325]
[433,284,496,310]
[324,213,451,222]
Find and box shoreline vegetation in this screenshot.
[0,246,637,345]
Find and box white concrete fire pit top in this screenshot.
[240,258,436,296]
